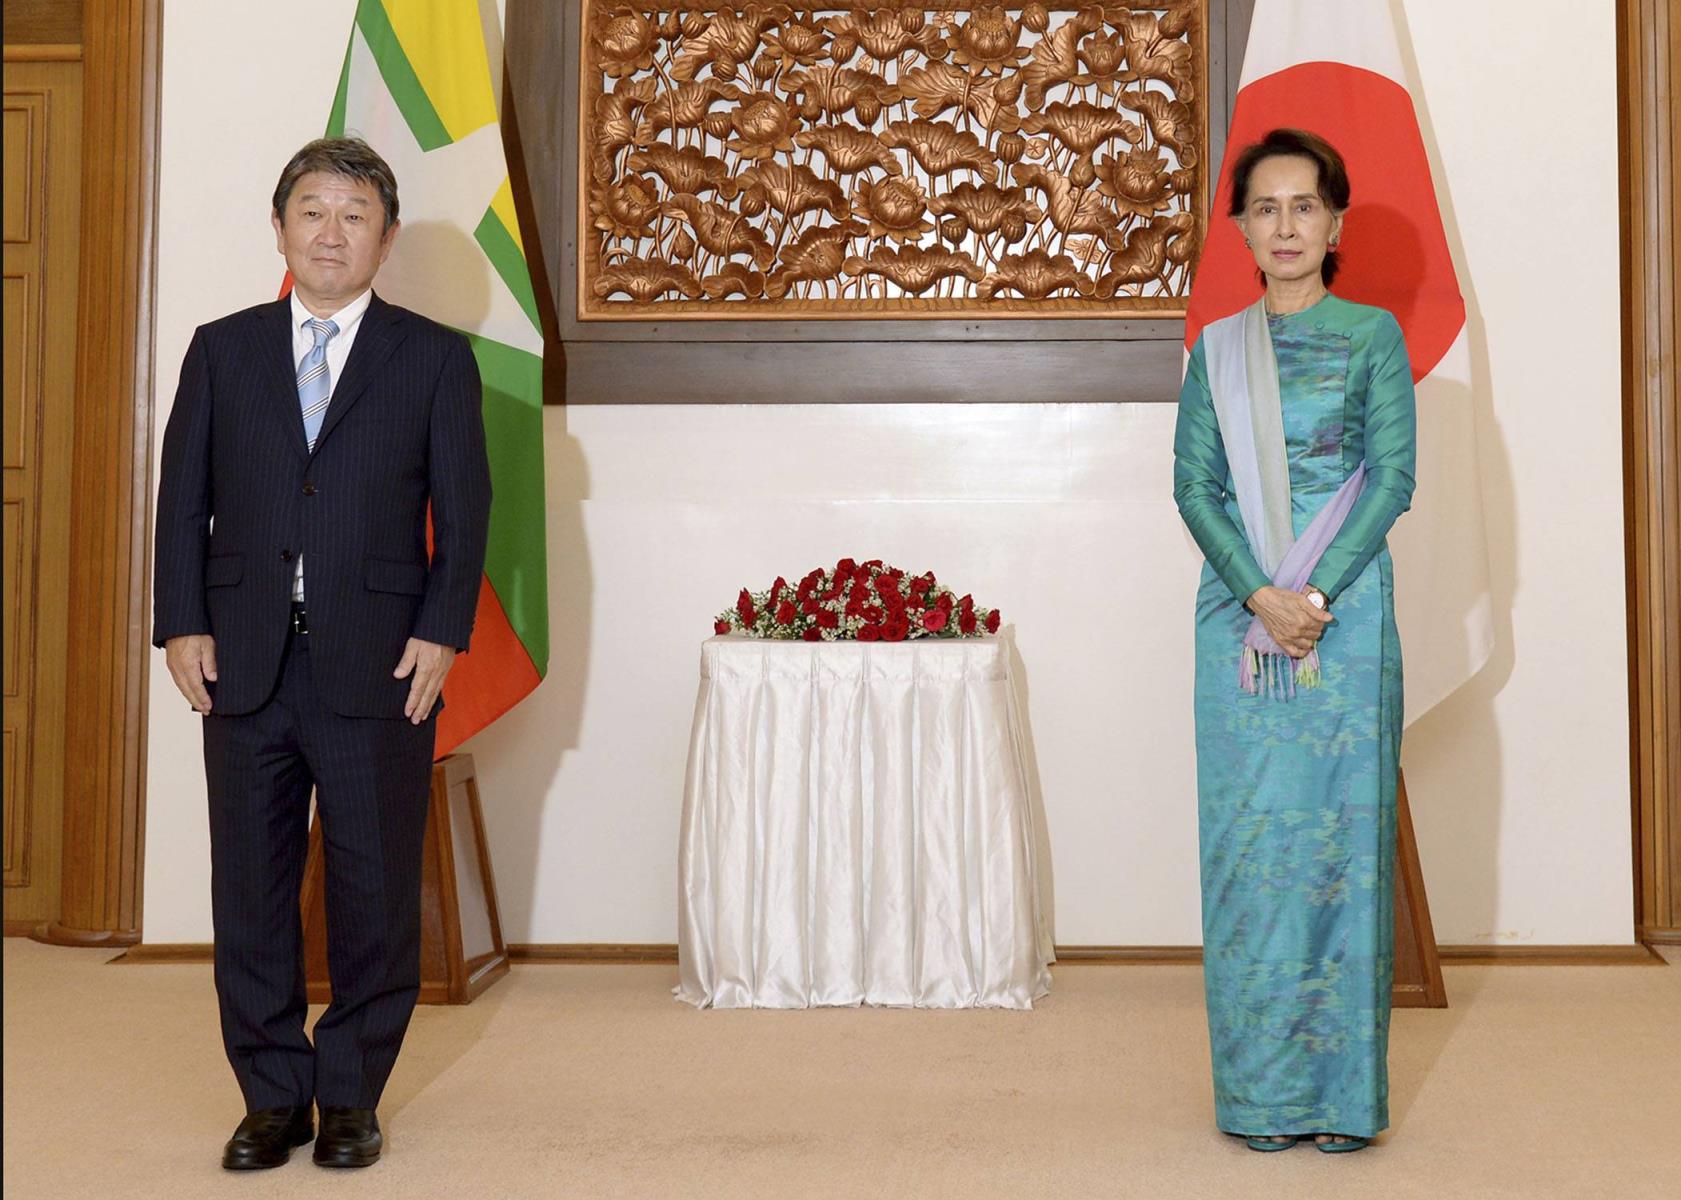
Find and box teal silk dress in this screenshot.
[1172,293,1416,1139]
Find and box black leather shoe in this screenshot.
[221,1106,314,1170]
[313,1106,382,1168]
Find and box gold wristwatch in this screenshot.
[1303,585,1328,611]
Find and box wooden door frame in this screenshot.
[1620,0,1680,946]
[10,0,160,945]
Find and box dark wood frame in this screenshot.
[507,0,1256,404]
[8,0,159,947]
[1620,0,1681,946]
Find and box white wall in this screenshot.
[142,1,1633,947]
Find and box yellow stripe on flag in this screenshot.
[489,177,524,256]
[379,0,497,141]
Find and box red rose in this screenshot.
[907,593,925,611]
[801,598,819,616]
[714,620,732,635]
[960,594,974,612]
[861,559,883,570]
[845,599,863,617]
[985,610,1001,633]
[959,610,977,635]
[776,601,796,625]
[817,609,839,630]
[922,608,948,632]
[736,589,756,623]
[883,619,910,642]
[864,605,884,623]
[936,592,954,612]
[858,624,882,642]
[802,627,822,642]
[837,558,857,575]
[908,576,929,595]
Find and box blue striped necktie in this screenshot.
[297,317,339,450]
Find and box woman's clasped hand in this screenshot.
[1245,586,1333,658]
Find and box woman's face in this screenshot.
[1233,154,1343,287]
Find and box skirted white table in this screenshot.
[676,634,1053,1009]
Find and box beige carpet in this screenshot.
[3,940,1676,1199]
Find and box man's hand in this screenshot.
[394,638,456,725]
[1245,586,1333,659]
[166,634,219,714]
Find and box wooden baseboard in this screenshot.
[111,943,214,963]
[3,920,45,937]
[109,942,1666,966]
[1437,944,1664,965]
[507,943,678,963]
[1052,945,1203,963]
[1637,926,1681,946]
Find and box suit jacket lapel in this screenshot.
[312,292,408,456]
[256,299,310,461]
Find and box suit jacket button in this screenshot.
[302,482,317,496]
[280,549,294,562]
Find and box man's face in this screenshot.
[272,170,399,309]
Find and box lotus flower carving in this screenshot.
[582,2,1203,314]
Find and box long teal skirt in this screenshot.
[1192,546,1401,1138]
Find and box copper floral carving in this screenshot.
[579,2,1205,318]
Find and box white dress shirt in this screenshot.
[289,288,372,602]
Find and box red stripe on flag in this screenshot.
[1187,62,1464,380]
[435,572,542,759]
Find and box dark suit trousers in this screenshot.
[203,627,435,1111]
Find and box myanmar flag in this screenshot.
[1186,0,1493,725]
[326,0,548,756]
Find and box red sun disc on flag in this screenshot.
[1187,62,1465,382]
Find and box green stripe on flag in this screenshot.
[474,207,542,336]
[462,333,549,675]
[354,0,452,152]
[327,35,354,137]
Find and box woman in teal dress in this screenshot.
[1173,129,1416,1153]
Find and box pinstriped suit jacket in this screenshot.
[152,293,491,718]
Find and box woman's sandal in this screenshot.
[1244,1135,1299,1152]
[1313,1134,1369,1154]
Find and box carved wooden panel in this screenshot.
[3,103,36,243]
[3,91,46,892]
[578,2,1206,319]
[3,56,80,917]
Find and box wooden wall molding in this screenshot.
[1621,0,1681,946]
[2,45,83,61]
[31,0,158,946]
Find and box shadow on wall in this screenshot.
[374,220,491,331]
[1386,0,1516,955]
[455,408,590,942]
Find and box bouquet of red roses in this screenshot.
[713,559,1002,643]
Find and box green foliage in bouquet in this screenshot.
[713,558,1002,642]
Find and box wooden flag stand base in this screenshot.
[1392,770,1447,1008]
[301,754,508,1005]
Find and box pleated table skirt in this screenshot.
[677,635,1053,1009]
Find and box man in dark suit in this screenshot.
[153,137,490,1170]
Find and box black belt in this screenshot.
[289,603,309,635]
